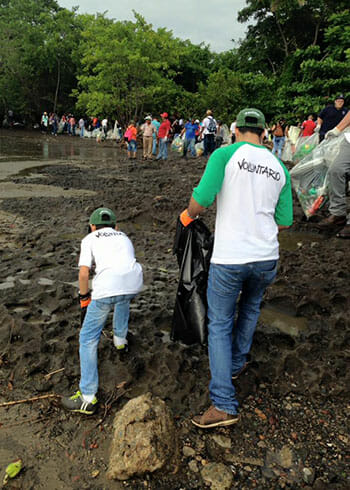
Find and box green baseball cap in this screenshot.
[89,207,116,226]
[236,108,265,129]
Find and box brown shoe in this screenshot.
[191,405,239,429]
[337,224,350,239]
[317,215,346,228]
[232,361,251,380]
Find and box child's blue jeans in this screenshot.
[79,294,136,396]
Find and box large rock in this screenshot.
[107,392,178,480]
[201,463,233,490]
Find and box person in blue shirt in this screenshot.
[180,118,199,159]
[151,116,161,156]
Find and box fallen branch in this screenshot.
[44,368,65,380]
[0,393,60,408]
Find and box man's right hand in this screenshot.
[179,209,196,227]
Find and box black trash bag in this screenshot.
[171,217,213,345]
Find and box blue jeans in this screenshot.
[273,136,285,159]
[80,126,84,138]
[152,137,157,155]
[207,260,277,414]
[128,140,137,152]
[79,294,136,395]
[183,138,196,157]
[156,138,168,160]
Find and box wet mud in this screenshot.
[0,130,349,489]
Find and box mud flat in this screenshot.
[0,130,349,489]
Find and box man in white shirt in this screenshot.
[102,118,108,136]
[318,111,350,238]
[62,208,143,414]
[230,120,236,144]
[200,110,217,157]
[179,108,293,428]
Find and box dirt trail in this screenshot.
[0,130,349,489]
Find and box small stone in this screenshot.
[285,403,292,410]
[188,460,199,473]
[302,467,315,485]
[257,441,267,448]
[211,434,231,449]
[182,446,196,458]
[277,446,293,469]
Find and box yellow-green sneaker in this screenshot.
[61,390,98,414]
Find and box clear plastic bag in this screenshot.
[293,133,319,164]
[195,141,204,156]
[281,139,293,161]
[291,134,346,218]
[171,136,183,153]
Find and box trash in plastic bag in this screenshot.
[171,136,183,153]
[281,139,294,161]
[293,133,319,164]
[221,124,231,145]
[195,141,204,156]
[288,126,301,145]
[291,133,346,218]
[171,218,213,345]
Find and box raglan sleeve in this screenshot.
[192,147,229,207]
[275,163,293,226]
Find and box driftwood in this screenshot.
[0,393,60,408]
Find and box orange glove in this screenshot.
[180,209,196,227]
[79,292,91,308]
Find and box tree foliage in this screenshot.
[0,0,349,124]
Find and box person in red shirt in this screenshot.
[301,115,316,137]
[156,112,171,161]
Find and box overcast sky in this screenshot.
[58,0,249,52]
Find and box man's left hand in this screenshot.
[325,127,341,139]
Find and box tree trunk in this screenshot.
[53,58,61,114]
[274,15,289,58]
[312,20,321,46]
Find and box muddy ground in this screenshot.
[0,130,349,489]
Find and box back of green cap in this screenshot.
[89,207,116,226]
[236,108,265,129]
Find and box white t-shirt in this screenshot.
[102,119,108,127]
[230,121,236,134]
[79,228,143,300]
[202,116,217,135]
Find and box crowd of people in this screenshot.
[59,99,350,424]
[38,95,348,170]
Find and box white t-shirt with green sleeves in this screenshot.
[192,142,293,265]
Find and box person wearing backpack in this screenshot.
[201,110,217,157]
[272,118,287,159]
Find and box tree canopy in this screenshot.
[0,0,349,124]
